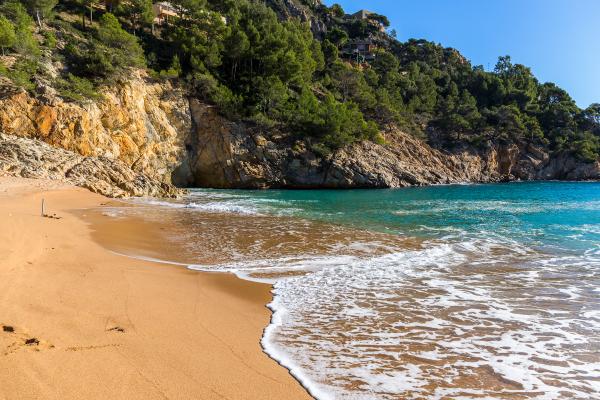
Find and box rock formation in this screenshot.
[187,102,600,189]
[0,72,193,187]
[0,133,180,198]
[0,73,597,196]
[266,0,328,39]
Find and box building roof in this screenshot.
[351,10,375,20]
[154,2,177,13]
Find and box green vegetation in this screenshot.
[56,73,101,101]
[62,12,145,81]
[0,0,598,160]
[21,0,56,26]
[0,15,16,55]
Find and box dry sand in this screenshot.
[0,177,311,400]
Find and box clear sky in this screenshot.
[322,0,600,108]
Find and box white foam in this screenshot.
[109,251,190,267]
[131,198,262,215]
[256,239,600,399]
[110,187,600,399]
[262,295,337,400]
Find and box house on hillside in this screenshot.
[341,39,378,63]
[153,2,178,25]
[347,9,386,32]
[351,10,374,20]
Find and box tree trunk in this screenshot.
[89,6,93,24]
[35,9,42,28]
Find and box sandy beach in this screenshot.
[0,177,311,400]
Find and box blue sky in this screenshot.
[322,0,600,108]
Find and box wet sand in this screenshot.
[0,177,311,400]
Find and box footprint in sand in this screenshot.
[104,317,131,334]
[1,324,54,355]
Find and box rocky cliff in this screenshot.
[0,133,180,198]
[0,74,598,196]
[266,0,328,39]
[187,102,600,189]
[0,72,193,187]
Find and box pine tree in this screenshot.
[127,0,153,36]
[0,16,16,55]
[21,0,57,27]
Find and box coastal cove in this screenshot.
[0,0,599,399]
[90,181,600,399]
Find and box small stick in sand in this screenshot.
[41,199,62,220]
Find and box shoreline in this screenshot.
[80,198,325,399]
[0,177,312,400]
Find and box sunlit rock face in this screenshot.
[0,71,194,187]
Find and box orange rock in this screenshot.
[0,72,193,185]
[113,135,139,165]
[77,140,93,157]
[35,106,57,138]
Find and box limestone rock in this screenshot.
[0,71,193,187]
[266,0,328,39]
[187,103,600,189]
[0,72,597,194]
[0,133,181,198]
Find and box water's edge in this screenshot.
[93,182,600,399]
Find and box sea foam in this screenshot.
[114,183,600,399]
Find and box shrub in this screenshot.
[4,58,38,90]
[43,30,56,48]
[62,13,145,81]
[0,1,40,59]
[57,73,101,101]
[0,16,16,55]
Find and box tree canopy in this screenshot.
[0,15,16,54]
[0,0,597,160]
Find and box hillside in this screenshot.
[0,0,598,193]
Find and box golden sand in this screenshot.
[0,177,311,400]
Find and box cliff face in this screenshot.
[0,74,597,196]
[187,103,600,189]
[0,133,181,198]
[266,0,328,39]
[0,71,194,187]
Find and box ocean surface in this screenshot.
[111,182,600,399]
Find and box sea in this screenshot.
[104,181,600,399]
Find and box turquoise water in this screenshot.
[128,182,600,399]
[188,181,600,254]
